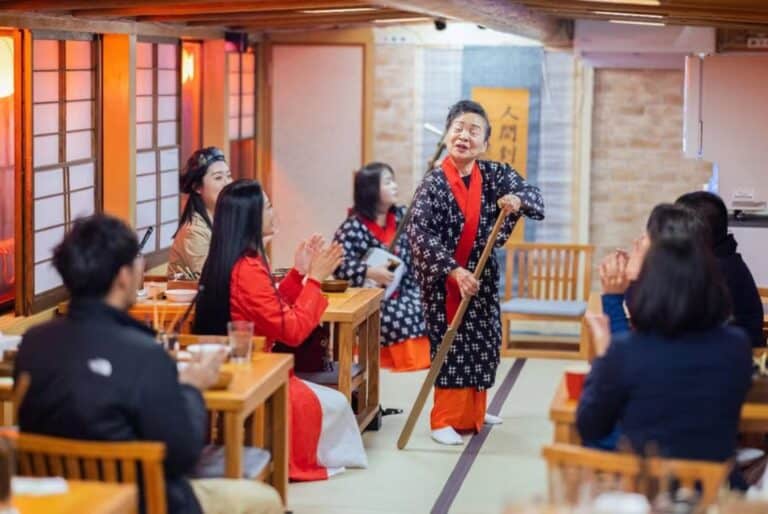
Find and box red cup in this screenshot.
[565,365,590,401]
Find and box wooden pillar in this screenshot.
[201,39,227,158]
[101,33,136,225]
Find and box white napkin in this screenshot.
[12,477,69,496]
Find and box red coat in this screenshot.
[229,255,328,351]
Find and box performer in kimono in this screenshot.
[407,100,545,446]
[332,162,430,371]
[194,179,368,481]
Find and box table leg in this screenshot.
[357,317,369,411]
[223,412,244,478]
[338,323,354,402]
[368,310,380,409]
[248,405,265,448]
[271,381,289,504]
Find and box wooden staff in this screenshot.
[397,210,507,450]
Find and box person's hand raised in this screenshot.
[599,250,630,295]
[294,233,324,275]
[309,242,344,282]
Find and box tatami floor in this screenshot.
[287,358,572,514]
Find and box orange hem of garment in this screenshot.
[380,336,431,372]
[430,387,487,433]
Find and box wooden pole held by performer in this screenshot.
[397,210,507,450]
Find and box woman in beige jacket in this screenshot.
[168,147,232,277]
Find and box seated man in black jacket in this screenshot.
[676,191,764,348]
[15,214,282,514]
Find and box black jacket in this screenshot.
[715,235,764,348]
[15,299,206,514]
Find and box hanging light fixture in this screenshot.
[0,37,13,99]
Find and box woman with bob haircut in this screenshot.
[577,213,752,462]
[333,162,430,371]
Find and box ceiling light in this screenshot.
[593,11,664,18]
[299,7,379,14]
[373,17,431,24]
[609,19,666,26]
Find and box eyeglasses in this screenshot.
[450,122,483,138]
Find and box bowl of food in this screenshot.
[164,289,197,303]
[186,343,230,360]
[321,279,349,293]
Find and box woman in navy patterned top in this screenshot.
[407,100,544,445]
[333,162,430,371]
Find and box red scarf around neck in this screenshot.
[358,210,397,246]
[442,157,483,323]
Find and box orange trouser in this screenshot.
[431,387,487,432]
[380,336,431,372]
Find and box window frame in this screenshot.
[226,47,257,180]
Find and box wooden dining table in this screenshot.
[13,480,137,514]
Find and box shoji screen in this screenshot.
[0,33,14,310]
[227,50,256,179]
[29,34,99,307]
[135,40,180,258]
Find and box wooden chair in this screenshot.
[16,433,167,514]
[501,243,594,359]
[542,443,728,508]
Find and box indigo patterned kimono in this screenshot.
[333,206,428,348]
[407,159,544,390]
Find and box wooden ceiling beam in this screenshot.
[74,0,370,18]
[140,6,395,23]
[0,0,303,10]
[519,0,768,18]
[528,8,768,30]
[186,9,419,27]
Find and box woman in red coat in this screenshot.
[194,179,367,481]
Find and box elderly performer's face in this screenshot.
[445,112,488,166]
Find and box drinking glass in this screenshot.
[227,321,254,363]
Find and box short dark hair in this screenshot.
[675,191,728,247]
[52,214,139,299]
[353,162,394,221]
[629,231,731,338]
[646,203,710,248]
[445,100,491,142]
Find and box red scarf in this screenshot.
[358,211,397,246]
[443,157,482,324]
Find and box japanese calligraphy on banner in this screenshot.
[471,87,530,178]
[471,87,530,243]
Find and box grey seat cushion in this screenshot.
[296,361,363,385]
[193,445,271,479]
[500,298,587,317]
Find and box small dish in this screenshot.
[164,289,197,303]
[187,343,230,359]
[321,279,349,293]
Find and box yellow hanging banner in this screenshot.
[471,87,531,242]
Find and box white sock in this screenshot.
[484,413,503,425]
[431,427,463,445]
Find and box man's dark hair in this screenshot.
[646,203,710,247]
[629,230,731,338]
[353,162,394,221]
[675,191,728,247]
[52,214,139,299]
[445,100,491,142]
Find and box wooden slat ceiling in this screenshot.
[0,1,767,39]
[514,0,768,31]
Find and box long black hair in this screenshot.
[193,179,266,335]
[629,205,731,338]
[353,162,395,221]
[175,147,227,235]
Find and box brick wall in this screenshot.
[372,45,419,196]
[589,69,712,273]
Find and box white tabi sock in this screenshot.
[484,413,503,425]
[431,427,463,445]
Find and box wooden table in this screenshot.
[13,480,136,514]
[204,354,292,504]
[549,376,768,445]
[322,288,382,432]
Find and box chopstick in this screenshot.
[138,226,154,253]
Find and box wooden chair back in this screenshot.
[178,334,268,354]
[542,444,728,507]
[16,433,167,514]
[505,243,594,302]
